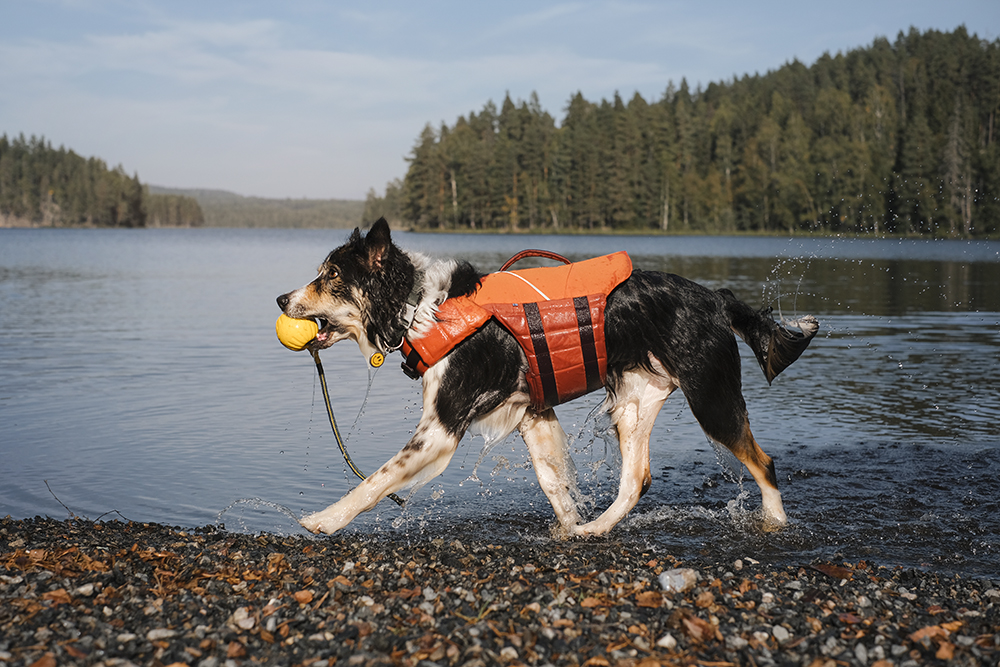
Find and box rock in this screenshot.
[1,516,998,667]
[73,583,95,596]
[772,625,791,644]
[659,567,699,593]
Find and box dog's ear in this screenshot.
[364,218,392,271]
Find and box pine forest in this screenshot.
[368,27,1000,237]
[0,134,203,228]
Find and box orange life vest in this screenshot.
[400,251,633,409]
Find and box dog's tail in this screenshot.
[719,289,819,385]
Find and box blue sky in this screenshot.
[2,1,996,200]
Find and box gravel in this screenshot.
[1,516,998,666]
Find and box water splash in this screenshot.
[216,498,306,535]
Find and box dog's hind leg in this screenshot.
[573,358,676,537]
[713,421,786,527]
[682,340,787,527]
[519,408,583,536]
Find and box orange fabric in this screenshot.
[472,251,632,304]
[402,296,492,377]
[487,295,609,409]
[400,252,633,408]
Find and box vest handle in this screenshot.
[499,249,571,272]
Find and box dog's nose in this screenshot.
[276,294,290,311]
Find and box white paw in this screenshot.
[760,508,788,532]
[299,513,335,535]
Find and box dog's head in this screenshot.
[276,218,414,358]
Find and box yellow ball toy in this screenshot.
[275,314,319,351]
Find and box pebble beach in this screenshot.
[1,517,997,667]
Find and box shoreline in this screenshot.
[1,517,997,666]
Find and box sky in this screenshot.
[1,1,997,200]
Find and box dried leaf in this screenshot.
[227,641,247,659]
[810,563,853,580]
[909,625,947,642]
[681,614,714,642]
[293,589,314,604]
[941,620,964,633]
[521,602,541,614]
[936,641,955,660]
[580,596,603,608]
[41,588,72,605]
[636,591,663,608]
[695,590,716,608]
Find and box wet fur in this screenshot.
[277,219,819,536]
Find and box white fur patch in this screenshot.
[405,252,460,341]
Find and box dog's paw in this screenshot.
[758,510,789,533]
[299,513,334,534]
[549,521,579,541]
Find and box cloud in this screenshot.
[2,1,995,198]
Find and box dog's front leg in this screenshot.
[300,410,460,535]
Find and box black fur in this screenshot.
[283,219,817,442]
[279,218,819,534]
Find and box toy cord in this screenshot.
[310,349,405,508]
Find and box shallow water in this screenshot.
[1,228,998,577]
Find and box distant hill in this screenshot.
[149,186,364,228]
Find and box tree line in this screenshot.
[0,134,203,228]
[366,27,1000,237]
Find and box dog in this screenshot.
[277,218,819,536]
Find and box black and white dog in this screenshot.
[277,219,818,536]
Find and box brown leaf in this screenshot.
[63,644,87,659]
[910,625,947,643]
[941,620,963,633]
[41,589,72,605]
[580,596,603,608]
[28,653,56,667]
[226,641,247,659]
[810,563,853,580]
[293,589,314,604]
[935,641,955,660]
[636,591,663,608]
[682,614,714,642]
[695,590,716,608]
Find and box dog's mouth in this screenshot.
[310,317,341,349]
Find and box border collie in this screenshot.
[277,219,818,536]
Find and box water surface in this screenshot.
[1,229,997,577]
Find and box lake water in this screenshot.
[1,228,998,578]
